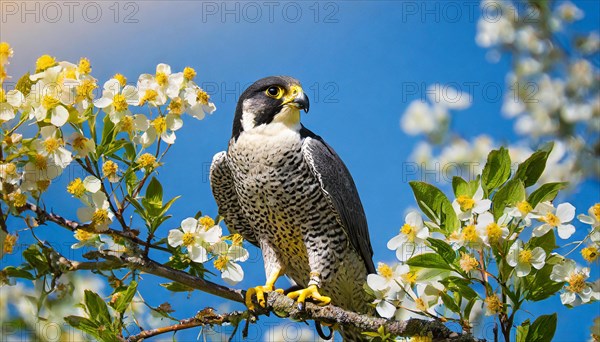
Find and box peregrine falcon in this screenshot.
[210,76,375,340]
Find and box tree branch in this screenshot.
[22,203,477,341]
[126,308,248,342]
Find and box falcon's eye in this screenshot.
[265,86,283,99]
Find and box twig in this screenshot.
[126,308,247,342]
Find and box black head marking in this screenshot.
[231,76,305,140]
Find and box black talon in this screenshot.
[298,302,305,311]
[315,321,333,340]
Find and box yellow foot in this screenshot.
[245,285,284,311]
[286,284,331,310]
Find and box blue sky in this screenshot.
[2,1,599,340]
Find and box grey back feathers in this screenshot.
[300,127,376,274]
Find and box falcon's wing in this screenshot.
[210,151,258,247]
[300,128,375,274]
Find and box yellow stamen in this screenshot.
[0,89,6,102]
[517,201,532,215]
[35,55,57,72]
[199,216,215,229]
[91,209,109,228]
[76,79,97,100]
[486,222,503,243]
[231,234,243,246]
[42,95,60,110]
[415,297,427,312]
[403,271,418,285]
[0,42,13,61]
[75,229,95,241]
[119,116,134,133]
[485,294,503,315]
[78,57,91,74]
[462,225,478,243]
[196,89,209,105]
[459,252,479,272]
[67,178,86,197]
[137,153,157,169]
[567,273,586,293]
[582,246,599,263]
[592,203,600,221]
[518,249,532,263]
[43,137,62,154]
[102,160,118,179]
[113,73,127,87]
[72,136,89,151]
[12,192,26,208]
[401,223,416,242]
[112,93,128,112]
[168,97,184,115]
[183,67,196,80]
[377,262,393,279]
[152,117,167,134]
[156,72,168,86]
[456,195,475,211]
[140,89,158,105]
[214,256,228,271]
[3,234,17,254]
[543,213,560,227]
[182,232,195,247]
[34,154,47,170]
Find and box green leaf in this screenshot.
[526,313,557,342]
[514,145,552,187]
[22,245,49,275]
[2,266,35,280]
[99,114,116,148]
[427,238,456,263]
[528,182,568,208]
[440,292,461,313]
[492,179,525,220]
[64,316,100,338]
[482,147,511,192]
[452,176,469,197]
[84,290,111,325]
[145,177,163,207]
[409,181,459,233]
[104,139,129,157]
[159,196,181,217]
[15,72,33,96]
[516,320,531,342]
[528,231,557,255]
[112,281,137,313]
[440,277,478,300]
[160,282,194,292]
[406,253,453,271]
[526,262,564,301]
[125,170,138,195]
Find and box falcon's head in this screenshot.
[232,76,309,139]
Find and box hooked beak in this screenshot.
[293,92,310,113]
[282,86,310,113]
